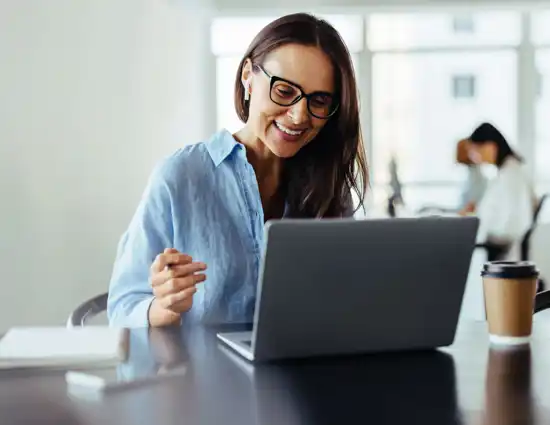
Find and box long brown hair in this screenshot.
[234,13,368,218]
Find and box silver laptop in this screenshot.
[217,216,479,362]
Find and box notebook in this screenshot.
[0,326,128,369]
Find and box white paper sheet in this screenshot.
[0,326,127,369]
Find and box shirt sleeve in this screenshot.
[476,167,534,246]
[107,162,176,327]
[461,166,488,207]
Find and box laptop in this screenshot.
[217,216,479,362]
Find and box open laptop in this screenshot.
[217,216,479,362]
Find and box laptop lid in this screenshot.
[250,216,479,361]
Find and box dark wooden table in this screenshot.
[1,318,550,425]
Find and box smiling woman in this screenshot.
[107,13,368,328]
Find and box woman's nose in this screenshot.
[288,98,309,124]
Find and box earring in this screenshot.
[244,87,250,101]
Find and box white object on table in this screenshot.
[0,326,127,369]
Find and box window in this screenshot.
[452,75,476,99]
[536,49,550,183]
[367,12,520,50]
[212,16,364,133]
[211,15,364,56]
[366,11,521,213]
[216,56,244,135]
[534,11,550,184]
[452,14,475,33]
[372,51,516,185]
[532,10,550,45]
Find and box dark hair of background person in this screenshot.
[469,122,522,168]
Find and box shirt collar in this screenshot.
[205,129,245,167]
[206,129,292,217]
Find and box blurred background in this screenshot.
[1,0,549,330]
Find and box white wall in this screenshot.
[0,0,214,330]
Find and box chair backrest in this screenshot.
[534,193,549,222]
[521,194,549,261]
[531,222,550,286]
[535,290,550,314]
[66,292,108,327]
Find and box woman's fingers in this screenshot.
[148,249,207,315]
[153,273,207,299]
[151,262,207,287]
[150,251,193,274]
[158,286,198,310]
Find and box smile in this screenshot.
[274,121,306,136]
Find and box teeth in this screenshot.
[275,122,304,136]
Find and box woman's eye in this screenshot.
[274,84,296,97]
[311,95,331,107]
[277,89,293,96]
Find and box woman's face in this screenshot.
[241,43,336,158]
[468,141,497,165]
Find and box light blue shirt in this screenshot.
[107,129,267,327]
[459,165,488,209]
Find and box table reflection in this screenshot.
[483,346,534,425]
[220,346,463,425]
[117,326,189,382]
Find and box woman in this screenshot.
[107,13,368,327]
[462,123,537,261]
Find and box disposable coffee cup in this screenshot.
[482,261,539,346]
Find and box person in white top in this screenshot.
[460,123,538,261]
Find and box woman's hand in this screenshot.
[148,248,207,327]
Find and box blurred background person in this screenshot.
[461,122,537,261]
[456,138,488,214]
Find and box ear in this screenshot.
[241,58,254,92]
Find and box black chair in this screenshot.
[535,290,550,314]
[474,241,509,263]
[521,194,548,262]
[66,292,108,327]
[522,194,548,292]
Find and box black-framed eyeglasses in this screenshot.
[253,64,339,119]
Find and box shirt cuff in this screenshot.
[129,296,156,328]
